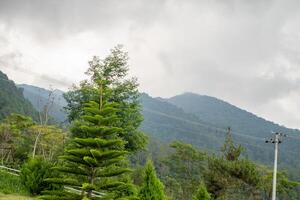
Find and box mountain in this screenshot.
[18,84,67,123]
[140,93,300,177]
[0,71,38,121]
[16,84,300,176]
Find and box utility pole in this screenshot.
[265,132,287,200]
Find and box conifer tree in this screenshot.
[41,83,135,200]
[193,182,211,200]
[138,160,167,200]
[64,46,147,152]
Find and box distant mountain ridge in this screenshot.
[18,84,67,123]
[14,83,300,175]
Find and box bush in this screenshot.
[20,157,58,195]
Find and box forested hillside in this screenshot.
[0,71,38,121]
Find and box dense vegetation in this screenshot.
[0,71,38,121]
[0,47,299,199]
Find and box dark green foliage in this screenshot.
[20,157,59,195]
[0,71,38,121]
[221,128,243,161]
[162,141,206,200]
[138,160,166,200]
[193,182,211,200]
[0,114,35,166]
[42,97,135,199]
[203,156,261,199]
[259,169,300,200]
[63,46,147,152]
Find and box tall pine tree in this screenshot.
[138,160,166,200]
[41,83,135,200]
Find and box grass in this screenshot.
[0,193,34,200]
[0,170,32,199]
[0,169,27,194]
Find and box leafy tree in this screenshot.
[139,160,167,200]
[0,114,34,166]
[42,86,135,200]
[259,168,300,200]
[163,141,206,200]
[64,45,147,152]
[27,125,66,161]
[204,133,261,200]
[193,182,211,200]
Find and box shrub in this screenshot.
[20,157,58,195]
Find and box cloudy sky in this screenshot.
[1,0,300,128]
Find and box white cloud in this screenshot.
[1,0,300,128]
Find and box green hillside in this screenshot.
[0,71,38,121]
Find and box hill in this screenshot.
[0,71,38,121]
[18,84,67,123]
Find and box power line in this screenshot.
[143,108,291,142]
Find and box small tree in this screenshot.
[221,127,243,161]
[193,182,211,200]
[139,160,167,200]
[20,157,58,195]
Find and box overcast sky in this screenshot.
[1,0,300,128]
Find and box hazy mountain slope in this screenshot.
[18,84,67,123]
[141,93,300,174]
[0,71,38,121]
[167,92,300,139]
[140,93,223,150]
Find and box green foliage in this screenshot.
[42,97,135,199]
[204,156,261,199]
[0,114,35,166]
[221,128,243,161]
[193,182,211,200]
[0,71,38,121]
[162,141,206,200]
[139,160,167,200]
[0,114,66,167]
[20,157,59,195]
[0,170,28,195]
[259,168,300,200]
[63,46,147,152]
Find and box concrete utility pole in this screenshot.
[265,132,287,200]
